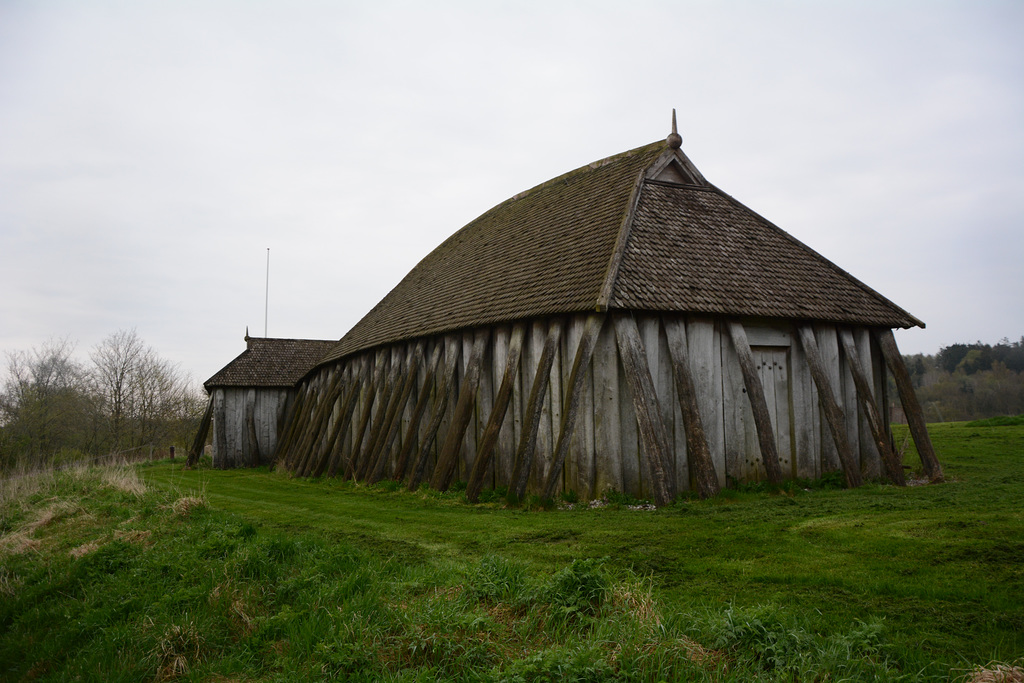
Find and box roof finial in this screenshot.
[667,108,682,150]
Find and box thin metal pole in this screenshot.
[264,248,270,337]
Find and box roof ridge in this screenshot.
[596,166,648,311]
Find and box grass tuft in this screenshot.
[171,495,207,517]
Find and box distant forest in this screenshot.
[901,336,1024,423]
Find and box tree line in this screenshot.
[903,336,1024,423]
[0,330,206,473]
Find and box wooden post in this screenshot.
[874,328,943,482]
[663,318,719,498]
[508,319,563,502]
[296,370,344,477]
[542,314,604,499]
[356,352,405,481]
[277,379,312,470]
[838,329,906,486]
[467,323,526,502]
[407,336,462,490]
[432,330,491,491]
[325,360,370,477]
[726,321,784,486]
[187,398,213,467]
[613,314,674,507]
[796,325,863,488]
[345,352,390,479]
[308,366,349,477]
[367,344,425,485]
[393,342,444,481]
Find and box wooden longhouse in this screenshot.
[198,336,336,468]
[259,120,941,503]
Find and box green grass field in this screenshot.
[1,421,1021,681]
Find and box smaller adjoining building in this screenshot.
[198,335,337,468]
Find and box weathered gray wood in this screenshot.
[663,317,719,498]
[592,321,623,496]
[796,325,863,488]
[213,389,228,468]
[359,351,407,480]
[855,329,881,479]
[767,348,793,478]
[688,317,726,486]
[324,360,367,476]
[491,326,517,487]
[407,336,462,490]
[875,328,943,482]
[297,369,344,478]
[245,389,259,468]
[790,329,820,479]
[188,397,214,467]
[815,325,843,474]
[433,329,491,491]
[467,323,525,502]
[613,314,673,507]
[840,335,861,476]
[311,366,350,477]
[727,321,784,485]
[508,319,563,501]
[277,379,312,470]
[541,323,563,494]
[543,314,604,499]
[367,345,424,484]
[839,329,905,486]
[394,342,443,481]
[357,351,405,480]
[346,352,390,479]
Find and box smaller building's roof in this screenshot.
[204,336,337,391]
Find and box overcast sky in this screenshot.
[2,1,1022,387]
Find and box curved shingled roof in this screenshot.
[323,137,921,364]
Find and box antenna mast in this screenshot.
[264,248,270,337]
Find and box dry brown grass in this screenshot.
[114,528,153,546]
[965,662,1024,683]
[69,541,100,559]
[171,496,207,517]
[101,466,147,497]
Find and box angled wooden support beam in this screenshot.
[187,397,214,468]
[613,314,674,507]
[508,319,564,502]
[325,360,370,477]
[838,329,906,486]
[311,365,352,477]
[407,336,462,491]
[433,330,491,491]
[542,315,604,499]
[278,379,312,470]
[467,323,526,503]
[345,352,390,480]
[394,342,444,482]
[296,369,345,477]
[726,321,784,486]
[291,372,332,473]
[796,325,863,488]
[244,389,260,467]
[356,352,405,481]
[663,318,719,499]
[367,343,425,485]
[874,328,943,482]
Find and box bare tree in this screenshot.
[91,329,145,451]
[0,337,94,469]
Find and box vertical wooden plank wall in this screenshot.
[270,314,906,500]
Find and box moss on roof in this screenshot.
[321,138,921,366]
